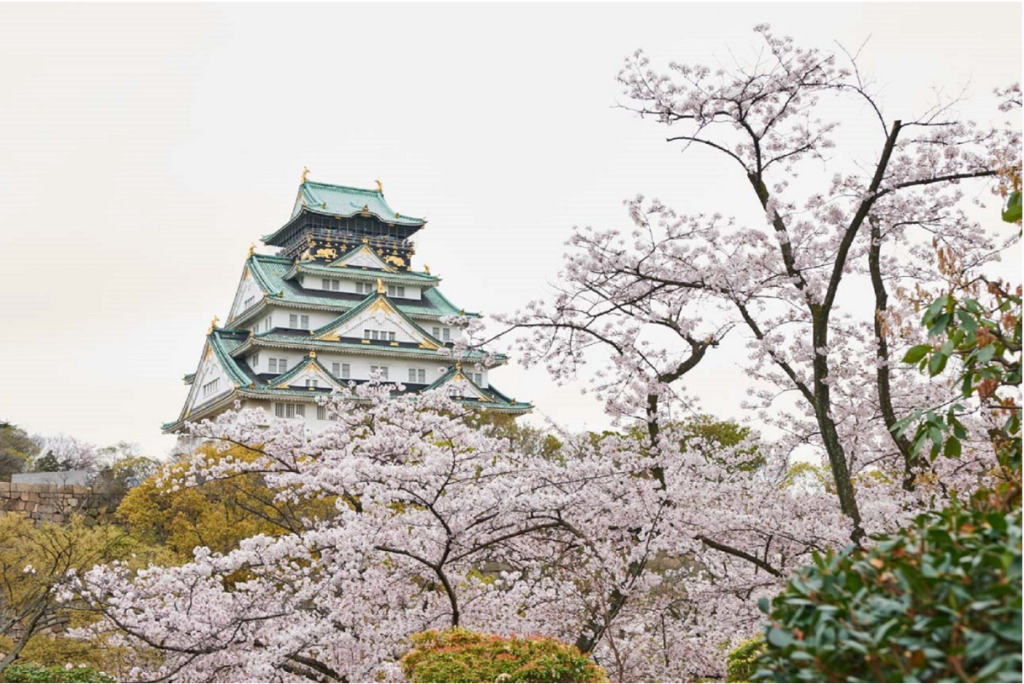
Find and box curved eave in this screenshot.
[304,203,425,227]
[162,390,241,434]
[231,335,505,363]
[164,386,531,433]
[284,262,439,286]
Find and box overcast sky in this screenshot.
[0,3,1019,458]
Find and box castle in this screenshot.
[164,177,528,442]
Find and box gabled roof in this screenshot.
[268,353,346,391]
[242,254,471,320]
[424,365,531,411]
[328,244,390,270]
[208,329,255,387]
[311,292,445,349]
[173,328,254,424]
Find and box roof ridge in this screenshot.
[304,180,381,196]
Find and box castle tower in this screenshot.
[163,178,529,441]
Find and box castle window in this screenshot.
[251,353,260,369]
[317,404,329,420]
[274,403,305,419]
[468,372,483,385]
[356,282,373,294]
[269,358,287,373]
[364,329,396,342]
[332,362,351,379]
[289,314,310,329]
[408,368,426,384]
[201,378,220,397]
[306,379,318,388]
[370,365,389,380]
[387,285,406,298]
[244,296,255,310]
[322,279,341,291]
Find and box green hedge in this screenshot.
[401,628,608,683]
[754,499,1022,682]
[2,664,114,683]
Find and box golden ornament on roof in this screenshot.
[375,179,383,193]
[302,167,310,182]
[309,351,317,358]
[424,264,431,274]
[247,243,256,257]
[377,278,386,294]
[207,315,220,334]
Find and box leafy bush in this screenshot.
[726,637,765,682]
[754,496,1022,683]
[2,663,114,683]
[401,628,608,683]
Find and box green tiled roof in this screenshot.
[209,329,253,387]
[423,367,531,409]
[265,354,344,390]
[294,181,425,226]
[246,254,470,320]
[262,182,425,245]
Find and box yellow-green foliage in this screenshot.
[116,444,337,559]
[0,515,168,680]
[401,628,608,683]
[726,637,766,682]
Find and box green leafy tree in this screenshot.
[0,422,39,482]
[753,494,1021,683]
[117,444,337,560]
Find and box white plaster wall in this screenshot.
[191,354,232,409]
[331,306,422,343]
[266,307,337,331]
[229,274,264,322]
[250,350,306,375]
[307,275,422,301]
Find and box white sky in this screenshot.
[0,3,1019,458]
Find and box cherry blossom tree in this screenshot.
[65,29,1020,683]
[69,385,841,682]
[489,26,1020,541]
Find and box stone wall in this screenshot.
[0,482,117,525]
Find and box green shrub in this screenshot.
[753,498,1022,683]
[401,627,608,683]
[2,663,115,683]
[726,637,766,682]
